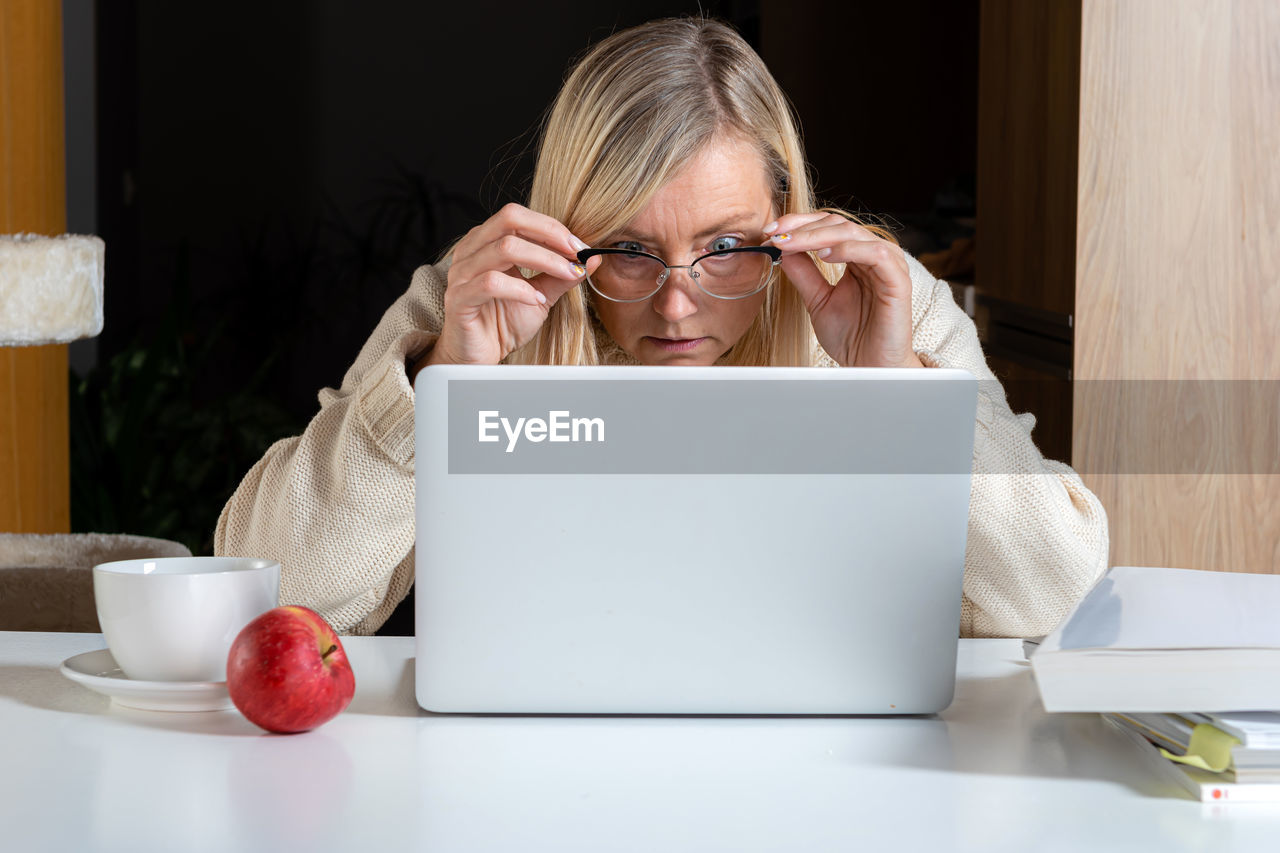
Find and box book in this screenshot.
[1105,716,1280,803]
[1200,712,1280,748]
[1030,566,1280,713]
[1107,712,1280,783]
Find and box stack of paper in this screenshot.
[1030,566,1280,802]
[1102,712,1280,802]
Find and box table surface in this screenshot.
[2,633,1277,853]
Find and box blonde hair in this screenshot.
[494,17,893,365]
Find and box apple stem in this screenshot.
[321,644,338,661]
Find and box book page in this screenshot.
[1057,566,1280,650]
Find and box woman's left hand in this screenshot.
[765,213,923,368]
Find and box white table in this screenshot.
[2,633,1277,852]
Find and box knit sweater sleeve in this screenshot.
[900,253,1110,638]
[213,262,448,635]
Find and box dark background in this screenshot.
[70,0,978,559]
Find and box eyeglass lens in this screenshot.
[587,250,775,301]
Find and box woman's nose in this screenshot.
[650,267,699,322]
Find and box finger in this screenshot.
[451,233,588,287]
[529,254,603,306]
[769,221,898,257]
[816,240,913,305]
[778,250,836,315]
[793,213,875,237]
[458,202,588,261]
[765,214,857,249]
[780,240,910,312]
[762,211,830,238]
[768,216,880,249]
[816,238,909,280]
[447,270,549,311]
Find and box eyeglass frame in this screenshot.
[575,245,783,304]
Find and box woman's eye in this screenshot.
[708,236,742,253]
[612,241,645,254]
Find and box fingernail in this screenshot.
[763,221,779,234]
[816,247,832,259]
[536,290,548,305]
[570,235,589,251]
[770,232,791,242]
[570,262,587,277]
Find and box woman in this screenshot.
[215,17,1108,638]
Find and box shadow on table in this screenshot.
[401,663,1179,798]
[883,666,1179,798]
[0,664,109,715]
[0,663,265,736]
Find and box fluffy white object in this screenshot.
[0,233,105,345]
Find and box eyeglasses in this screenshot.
[575,246,782,303]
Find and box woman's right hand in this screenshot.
[424,203,596,368]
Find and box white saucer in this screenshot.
[60,649,234,712]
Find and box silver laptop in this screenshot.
[414,365,977,714]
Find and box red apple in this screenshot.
[226,605,355,734]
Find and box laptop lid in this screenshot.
[414,365,976,714]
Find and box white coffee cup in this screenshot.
[93,556,280,682]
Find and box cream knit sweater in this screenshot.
[214,253,1109,637]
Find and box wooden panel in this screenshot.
[0,0,70,533]
[0,346,70,531]
[0,0,66,227]
[1074,0,1280,572]
[976,0,1081,317]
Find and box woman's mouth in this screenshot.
[645,336,707,352]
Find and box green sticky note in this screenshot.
[1159,724,1241,773]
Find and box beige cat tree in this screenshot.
[1,2,188,632]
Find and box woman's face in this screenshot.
[591,135,776,365]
